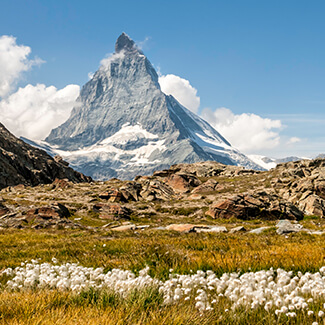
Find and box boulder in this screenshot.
[165,224,227,233]
[166,173,201,193]
[191,179,220,194]
[26,203,70,220]
[94,204,131,220]
[99,189,127,202]
[108,189,125,203]
[194,226,227,233]
[298,194,325,217]
[276,219,303,235]
[187,194,204,200]
[139,179,175,201]
[98,192,110,199]
[206,192,304,220]
[120,182,142,201]
[166,224,196,232]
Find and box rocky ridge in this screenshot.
[0,123,92,190]
[0,158,325,232]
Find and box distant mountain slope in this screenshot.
[44,33,262,180]
[0,123,91,189]
[248,154,309,170]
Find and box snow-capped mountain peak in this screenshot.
[42,33,262,179]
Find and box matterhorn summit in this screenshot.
[43,33,261,179]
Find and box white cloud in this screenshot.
[100,51,125,69]
[136,36,150,50]
[0,83,80,140]
[201,107,282,153]
[0,35,43,98]
[287,137,301,145]
[159,74,200,113]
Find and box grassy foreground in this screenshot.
[1,228,325,324]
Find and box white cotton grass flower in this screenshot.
[4,262,325,315]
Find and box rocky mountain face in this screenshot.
[0,123,91,190]
[44,33,261,180]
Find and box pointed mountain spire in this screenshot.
[115,32,137,53]
[45,32,262,180]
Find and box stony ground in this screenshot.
[1,159,325,234]
[1,159,325,324]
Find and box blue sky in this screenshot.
[0,0,324,158]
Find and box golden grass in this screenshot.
[1,289,325,324]
[1,229,325,324]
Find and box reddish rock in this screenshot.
[13,184,25,191]
[206,192,304,220]
[26,203,70,220]
[99,189,127,202]
[167,173,201,193]
[108,189,124,203]
[98,192,110,199]
[191,179,220,194]
[187,194,204,200]
[166,224,196,232]
[95,204,131,220]
[165,224,226,233]
[52,178,70,189]
[0,203,9,217]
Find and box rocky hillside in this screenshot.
[0,123,91,190]
[0,158,324,233]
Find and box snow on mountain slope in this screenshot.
[38,33,264,180]
[248,155,277,170]
[248,154,311,170]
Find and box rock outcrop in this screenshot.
[206,191,304,221]
[272,159,325,217]
[0,123,92,190]
[0,202,81,229]
[2,158,325,231]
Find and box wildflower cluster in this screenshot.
[2,259,160,296]
[3,260,325,319]
[161,267,325,318]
